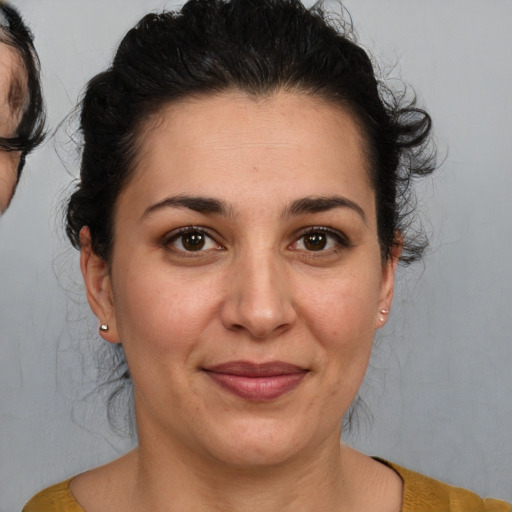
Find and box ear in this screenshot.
[80,227,120,343]
[376,236,402,329]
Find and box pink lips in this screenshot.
[204,361,308,401]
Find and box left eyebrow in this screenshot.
[283,195,367,223]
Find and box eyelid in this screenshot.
[162,225,225,252]
[290,226,352,251]
[160,225,350,254]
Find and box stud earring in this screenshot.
[99,323,109,332]
[379,308,390,324]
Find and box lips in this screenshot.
[203,361,308,401]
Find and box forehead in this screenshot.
[119,91,375,223]
[0,41,27,137]
[135,90,370,186]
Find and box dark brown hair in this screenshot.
[0,2,45,178]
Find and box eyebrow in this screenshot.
[142,194,366,222]
[142,195,228,219]
[284,195,366,222]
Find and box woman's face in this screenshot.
[83,91,398,468]
[0,42,23,213]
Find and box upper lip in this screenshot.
[204,361,307,376]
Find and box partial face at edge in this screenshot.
[0,42,26,213]
[82,91,399,467]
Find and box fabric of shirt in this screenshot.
[23,459,511,512]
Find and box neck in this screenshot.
[130,431,351,512]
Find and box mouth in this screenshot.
[203,361,309,401]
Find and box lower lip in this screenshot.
[205,371,307,401]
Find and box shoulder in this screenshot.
[376,458,511,512]
[23,479,84,512]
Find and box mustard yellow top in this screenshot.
[23,460,511,512]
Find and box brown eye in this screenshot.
[290,228,349,253]
[181,232,206,251]
[167,229,222,252]
[303,232,327,251]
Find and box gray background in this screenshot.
[1,0,511,510]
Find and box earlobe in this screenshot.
[376,238,402,329]
[79,227,120,343]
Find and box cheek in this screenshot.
[112,263,223,356]
[303,269,381,344]
[298,264,381,393]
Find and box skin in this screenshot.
[77,91,403,512]
[0,41,24,213]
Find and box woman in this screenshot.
[23,0,511,510]
[0,2,44,213]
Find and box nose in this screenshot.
[220,251,297,340]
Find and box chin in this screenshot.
[201,416,326,469]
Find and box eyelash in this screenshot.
[290,227,351,254]
[163,226,223,254]
[163,225,350,256]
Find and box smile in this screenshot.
[203,361,309,401]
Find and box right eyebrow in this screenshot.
[141,195,229,220]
